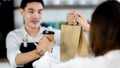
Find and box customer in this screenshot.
[32,0,120,68]
[6,0,60,68]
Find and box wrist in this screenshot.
[35,49,43,57]
[82,23,90,32]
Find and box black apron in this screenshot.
[17,43,38,68]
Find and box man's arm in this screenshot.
[15,49,41,65]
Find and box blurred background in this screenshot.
[13,0,107,29]
[0,0,111,68]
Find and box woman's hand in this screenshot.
[66,10,78,25]
[66,10,90,32]
[76,13,90,32]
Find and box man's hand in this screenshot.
[34,36,54,56]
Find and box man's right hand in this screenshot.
[35,36,54,56]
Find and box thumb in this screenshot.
[34,42,38,47]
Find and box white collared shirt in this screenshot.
[6,26,60,67]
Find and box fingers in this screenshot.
[36,36,54,55]
[34,42,38,47]
[66,10,90,31]
[66,10,79,26]
[34,42,44,55]
[77,13,88,25]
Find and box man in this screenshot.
[6,0,60,68]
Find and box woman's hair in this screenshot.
[90,0,120,56]
[20,0,44,9]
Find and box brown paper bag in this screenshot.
[60,25,90,62]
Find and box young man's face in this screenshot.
[20,2,43,29]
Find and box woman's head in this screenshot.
[90,0,120,56]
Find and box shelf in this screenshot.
[44,5,97,9]
[14,5,97,9]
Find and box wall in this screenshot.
[14,8,94,29]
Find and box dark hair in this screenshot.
[90,0,120,56]
[20,0,44,9]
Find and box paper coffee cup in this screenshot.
[42,30,55,41]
